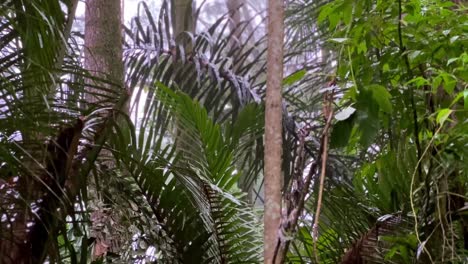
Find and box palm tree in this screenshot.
[1,0,267,262]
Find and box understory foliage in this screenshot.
[289,0,467,263]
[0,0,467,263]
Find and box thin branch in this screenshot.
[312,91,334,263]
[272,89,335,263]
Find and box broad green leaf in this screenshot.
[331,113,355,149]
[432,76,442,92]
[328,12,340,30]
[441,73,457,94]
[357,110,380,148]
[436,108,452,125]
[341,1,353,25]
[407,76,430,88]
[318,3,335,24]
[450,90,466,108]
[343,86,357,101]
[368,84,393,113]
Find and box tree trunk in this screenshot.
[84,0,124,259]
[264,0,284,263]
[226,0,243,48]
[171,0,196,38]
[84,0,124,104]
[226,0,253,72]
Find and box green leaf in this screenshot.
[343,86,357,101]
[328,12,340,30]
[341,1,353,25]
[441,73,457,94]
[357,110,380,148]
[436,109,453,125]
[436,108,452,125]
[282,69,306,86]
[432,76,442,92]
[331,113,355,149]
[407,76,430,88]
[318,3,335,24]
[383,63,390,73]
[368,84,393,113]
[357,41,367,54]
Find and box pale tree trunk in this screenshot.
[264,0,284,263]
[227,0,243,46]
[170,0,198,159]
[226,0,258,54]
[226,0,248,72]
[227,0,255,202]
[171,0,196,37]
[84,0,124,259]
[226,0,261,201]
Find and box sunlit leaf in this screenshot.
[436,108,452,125]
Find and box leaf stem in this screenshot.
[312,92,334,263]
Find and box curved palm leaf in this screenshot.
[108,82,263,263]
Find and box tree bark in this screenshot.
[264,0,284,263]
[84,0,124,259]
[171,0,196,37]
[227,0,243,46]
[85,0,124,104]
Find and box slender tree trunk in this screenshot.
[55,0,79,70]
[227,0,243,47]
[84,0,124,258]
[226,0,254,72]
[170,0,198,160]
[264,0,284,263]
[171,0,196,38]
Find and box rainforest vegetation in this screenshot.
[0,0,467,263]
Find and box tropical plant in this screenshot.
[1,0,269,262]
[1,0,467,263]
[283,0,468,263]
